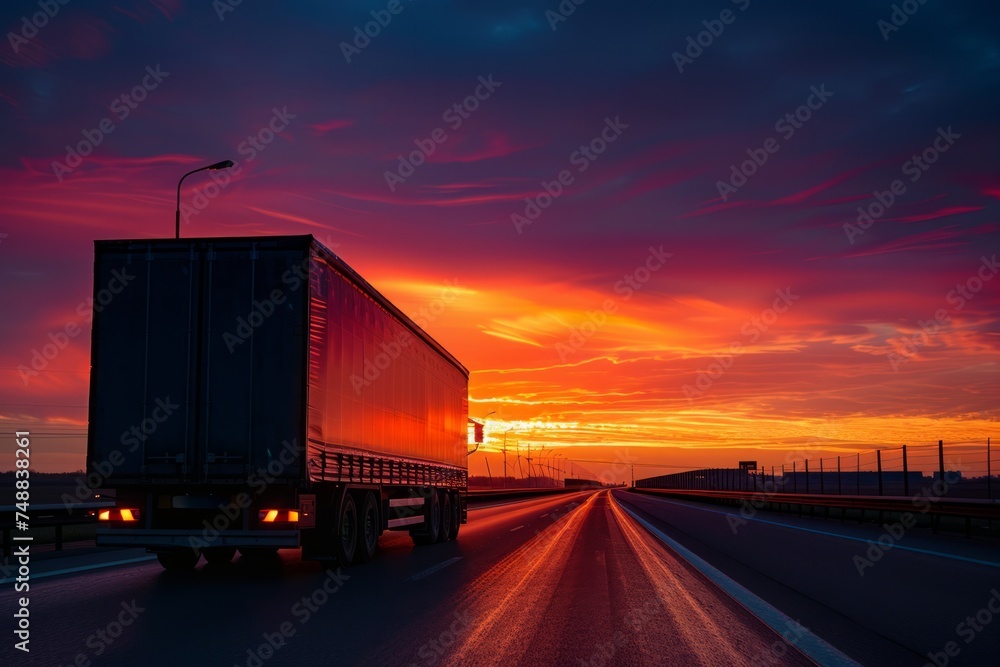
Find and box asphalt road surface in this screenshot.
[2,490,818,666]
[3,489,994,666]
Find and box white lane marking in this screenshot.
[0,555,157,584]
[636,493,1000,568]
[406,556,462,582]
[510,525,524,532]
[614,495,862,667]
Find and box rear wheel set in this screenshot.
[411,490,459,546]
[333,490,380,566]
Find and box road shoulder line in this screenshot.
[0,554,156,584]
[613,493,861,667]
[406,556,462,582]
[635,493,1000,568]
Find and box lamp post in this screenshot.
[468,411,495,455]
[541,448,553,486]
[175,160,234,238]
[503,428,515,489]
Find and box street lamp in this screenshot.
[175,160,234,239]
[540,448,553,486]
[468,411,496,455]
[503,427,515,489]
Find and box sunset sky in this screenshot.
[1,1,997,480]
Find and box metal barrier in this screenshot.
[635,439,995,499]
[467,487,582,502]
[630,488,1000,536]
[0,502,114,556]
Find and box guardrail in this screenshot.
[0,502,114,556]
[0,492,579,556]
[630,488,1000,536]
[468,487,581,502]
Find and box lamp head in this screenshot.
[208,160,235,170]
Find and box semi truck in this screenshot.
[86,235,469,570]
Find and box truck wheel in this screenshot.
[438,492,452,542]
[335,492,358,566]
[356,491,379,563]
[156,549,200,571]
[203,547,236,565]
[448,492,461,541]
[410,489,440,546]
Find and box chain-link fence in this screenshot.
[635,439,996,499]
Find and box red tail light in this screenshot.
[259,509,299,523]
[97,508,141,522]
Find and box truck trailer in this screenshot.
[86,235,469,570]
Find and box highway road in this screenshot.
[1,489,996,666]
[618,490,1000,666]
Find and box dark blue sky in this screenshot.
[2,0,999,471]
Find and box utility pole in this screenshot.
[502,428,514,489]
[526,441,532,486]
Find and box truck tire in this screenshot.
[448,492,461,541]
[203,547,236,565]
[356,491,380,563]
[410,489,441,546]
[438,492,452,542]
[156,549,200,571]
[335,492,359,566]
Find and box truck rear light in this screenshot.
[259,509,299,523]
[98,508,141,522]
